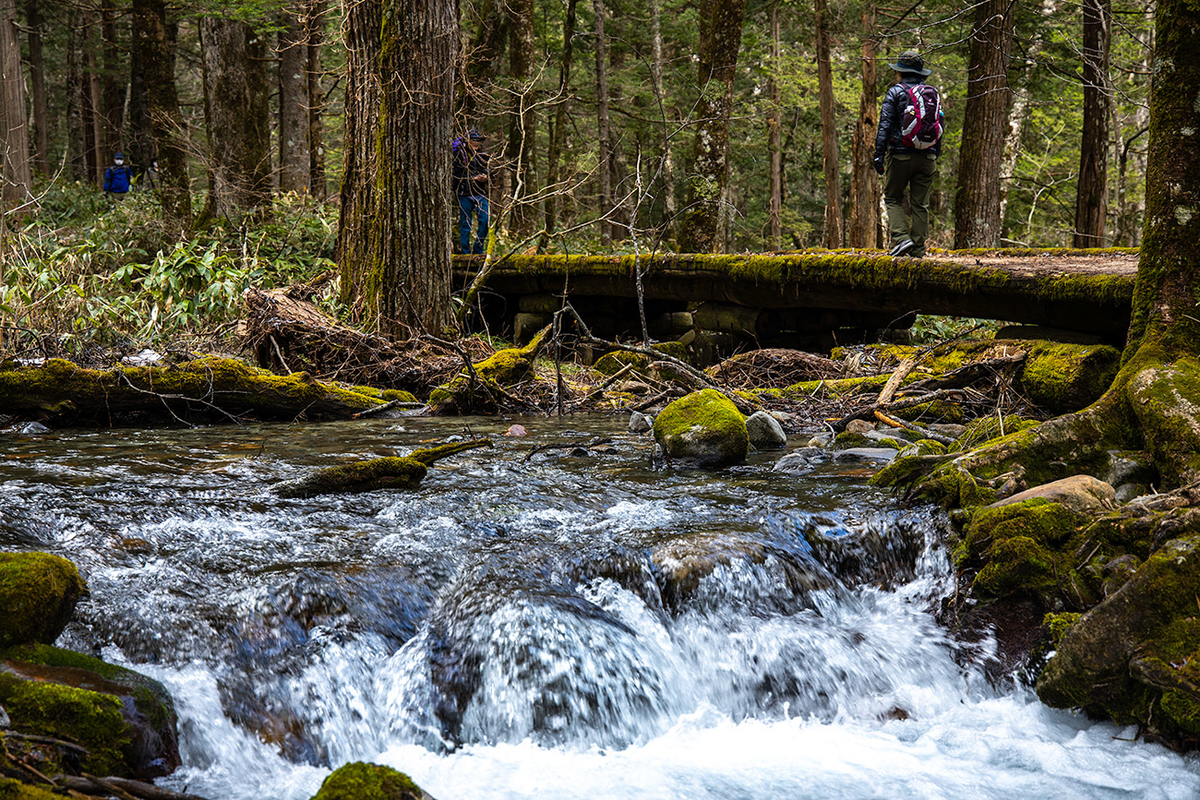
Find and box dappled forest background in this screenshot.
[0,0,1154,348]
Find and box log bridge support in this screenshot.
[453,250,1137,357]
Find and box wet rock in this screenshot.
[628,411,654,433]
[0,702,7,727]
[311,761,434,800]
[0,552,88,648]
[0,644,179,779]
[653,389,748,468]
[650,531,835,615]
[273,441,491,498]
[986,475,1116,516]
[746,410,787,450]
[2,421,50,435]
[773,447,823,473]
[845,419,874,435]
[1037,535,1200,746]
[832,447,899,463]
[504,424,528,436]
[864,429,910,448]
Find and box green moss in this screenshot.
[972,535,1056,599]
[275,457,427,499]
[381,389,418,403]
[1,644,177,735]
[1043,612,1082,644]
[653,389,748,468]
[897,439,947,457]
[0,553,87,648]
[1018,342,1122,413]
[593,351,650,377]
[312,762,424,800]
[0,672,130,777]
[1126,355,1200,487]
[832,431,887,450]
[0,776,61,800]
[950,415,1039,452]
[891,400,965,424]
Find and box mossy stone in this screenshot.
[1018,342,1122,413]
[0,777,61,800]
[311,762,427,800]
[653,389,748,468]
[0,553,87,648]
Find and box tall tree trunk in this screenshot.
[677,0,747,253]
[815,0,842,247]
[84,16,104,187]
[338,0,456,336]
[101,0,123,160]
[767,2,782,249]
[132,0,191,239]
[0,0,30,211]
[953,0,1014,248]
[25,0,49,176]
[127,22,153,171]
[542,0,576,247]
[67,23,87,181]
[306,0,326,199]
[847,1,880,248]
[650,0,675,240]
[1073,0,1112,247]
[200,18,271,223]
[504,0,535,235]
[278,10,310,193]
[594,0,613,245]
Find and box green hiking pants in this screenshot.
[883,151,938,256]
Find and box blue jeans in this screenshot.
[458,196,489,255]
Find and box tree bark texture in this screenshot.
[953,0,1014,248]
[1073,0,1112,247]
[25,0,49,175]
[594,0,613,245]
[101,0,123,161]
[650,0,676,240]
[0,0,31,210]
[67,23,86,182]
[678,0,747,254]
[200,18,271,222]
[504,0,535,235]
[542,0,576,245]
[337,0,456,337]
[847,2,880,248]
[814,0,842,247]
[279,10,311,193]
[307,0,327,199]
[767,2,782,249]
[132,0,191,239]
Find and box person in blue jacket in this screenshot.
[103,152,132,201]
[452,130,491,255]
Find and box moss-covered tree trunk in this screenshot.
[677,0,747,254]
[200,18,271,224]
[337,0,456,338]
[132,0,191,240]
[953,0,1013,249]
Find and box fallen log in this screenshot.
[0,357,388,424]
[273,440,492,498]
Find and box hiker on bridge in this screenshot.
[452,129,491,255]
[873,50,944,259]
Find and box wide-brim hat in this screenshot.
[888,50,931,76]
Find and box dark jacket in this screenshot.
[104,165,132,194]
[452,150,490,198]
[874,76,942,160]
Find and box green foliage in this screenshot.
[2,185,339,356]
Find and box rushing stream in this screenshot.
[2,415,1197,799]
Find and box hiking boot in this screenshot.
[889,239,915,257]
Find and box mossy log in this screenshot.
[0,357,389,424]
[425,326,550,415]
[274,440,492,498]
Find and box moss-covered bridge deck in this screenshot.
[453,249,1137,347]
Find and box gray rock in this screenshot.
[0,703,8,727]
[807,434,831,448]
[832,447,900,463]
[773,447,824,472]
[746,411,787,450]
[4,421,51,435]
[628,411,654,433]
[987,474,1116,515]
[864,429,909,447]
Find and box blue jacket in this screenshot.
[104,165,132,194]
[874,76,942,160]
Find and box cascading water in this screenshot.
[2,416,1197,799]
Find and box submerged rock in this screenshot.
[312,761,434,800]
[273,440,492,498]
[0,552,88,648]
[653,389,748,468]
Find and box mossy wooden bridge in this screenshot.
[454,249,1137,351]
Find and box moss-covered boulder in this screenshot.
[1037,535,1200,744]
[0,553,87,649]
[0,644,179,779]
[274,441,492,498]
[653,389,748,468]
[1017,341,1122,414]
[311,761,433,800]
